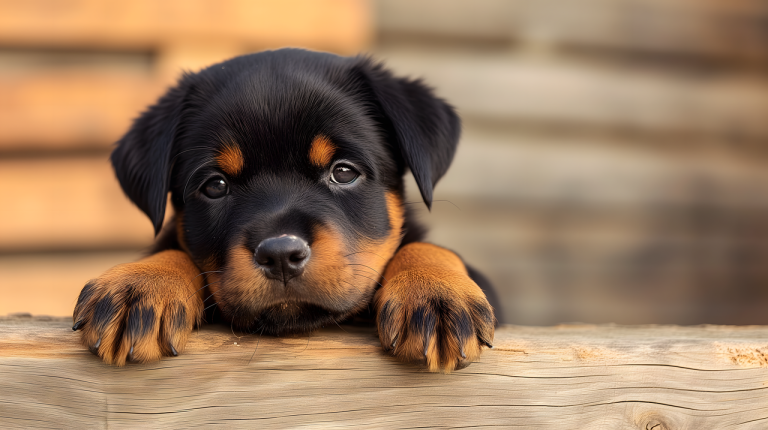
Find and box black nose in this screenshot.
[254,235,311,282]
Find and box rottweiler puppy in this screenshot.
[72,48,496,372]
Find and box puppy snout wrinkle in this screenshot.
[254,235,311,282]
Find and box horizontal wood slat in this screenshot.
[0,0,372,151]
[0,73,163,150]
[0,252,140,317]
[378,51,768,141]
[0,0,371,53]
[378,0,768,63]
[3,318,768,428]
[4,53,768,151]
[0,157,154,251]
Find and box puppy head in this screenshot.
[111,49,460,334]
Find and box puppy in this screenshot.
[73,48,496,372]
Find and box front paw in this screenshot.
[72,257,203,366]
[375,271,495,372]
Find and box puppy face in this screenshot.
[111,49,460,335]
[174,81,404,332]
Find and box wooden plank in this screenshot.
[376,50,768,141]
[0,251,140,317]
[437,124,768,206]
[0,0,371,54]
[377,0,768,63]
[0,0,372,151]
[2,317,768,428]
[0,72,164,150]
[0,156,154,251]
[5,51,768,151]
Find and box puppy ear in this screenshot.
[355,60,461,209]
[111,78,190,235]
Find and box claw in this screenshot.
[460,347,467,359]
[170,343,178,357]
[72,320,84,331]
[455,359,471,371]
[89,338,101,355]
[127,346,135,362]
[390,334,398,350]
[480,339,494,349]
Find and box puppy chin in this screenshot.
[233,302,348,335]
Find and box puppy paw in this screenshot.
[375,271,495,373]
[72,252,204,366]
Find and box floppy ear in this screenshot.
[111,78,190,235]
[355,60,461,209]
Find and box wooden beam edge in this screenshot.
[3,316,768,428]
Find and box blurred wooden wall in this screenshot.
[373,0,768,325]
[0,0,372,316]
[4,0,768,326]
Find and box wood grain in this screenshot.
[2,316,768,428]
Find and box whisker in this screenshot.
[183,160,215,203]
[341,279,364,296]
[246,321,263,335]
[171,146,213,165]
[352,268,379,280]
[203,302,219,312]
[169,146,214,180]
[231,304,245,340]
[186,281,220,303]
[353,273,384,289]
[403,199,461,211]
[300,331,311,353]
[344,250,387,261]
[348,263,387,281]
[247,326,266,366]
[332,318,349,333]
[185,271,224,301]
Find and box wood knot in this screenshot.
[645,420,667,430]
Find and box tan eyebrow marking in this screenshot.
[216,142,244,176]
[309,135,336,168]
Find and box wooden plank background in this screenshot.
[373,0,768,325]
[3,316,768,428]
[3,0,768,326]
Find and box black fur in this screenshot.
[126,304,155,340]
[112,81,191,235]
[109,48,494,335]
[354,61,461,208]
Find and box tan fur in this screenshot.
[308,135,336,168]
[213,192,405,323]
[175,211,191,254]
[216,143,244,176]
[375,243,495,373]
[73,250,204,366]
[218,226,367,318]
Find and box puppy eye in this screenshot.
[330,164,359,184]
[202,177,228,198]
